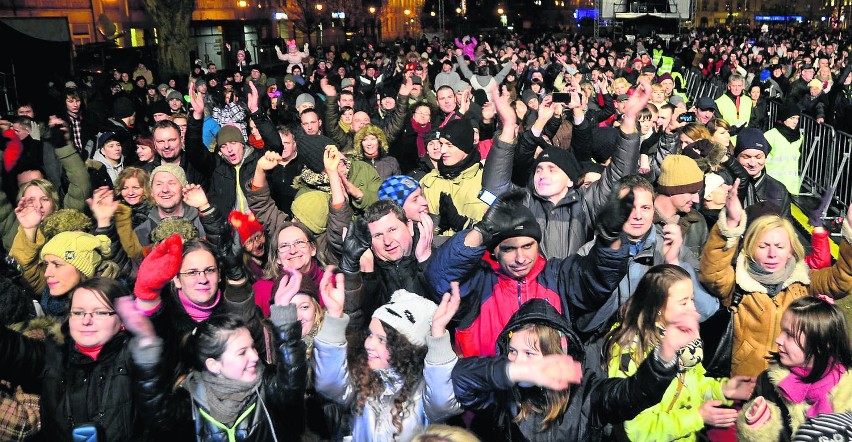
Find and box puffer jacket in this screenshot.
[425,228,629,357]
[699,211,852,377]
[608,335,728,441]
[353,125,401,180]
[132,304,307,442]
[451,298,679,442]
[185,108,280,215]
[0,325,147,442]
[313,313,461,441]
[737,365,852,442]
[482,123,640,259]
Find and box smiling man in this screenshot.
[653,154,708,260]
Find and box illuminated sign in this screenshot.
[754,15,803,22]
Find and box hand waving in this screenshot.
[319,266,345,318]
[432,281,461,337]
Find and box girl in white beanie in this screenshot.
[313,268,462,441]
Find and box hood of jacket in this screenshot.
[9,316,65,344]
[352,124,390,160]
[495,298,585,363]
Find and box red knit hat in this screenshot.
[228,210,264,244]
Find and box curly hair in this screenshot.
[348,320,427,436]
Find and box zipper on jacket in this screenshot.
[517,279,523,307]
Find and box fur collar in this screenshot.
[735,254,810,294]
[766,364,852,432]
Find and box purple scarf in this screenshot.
[778,363,846,418]
[178,289,222,322]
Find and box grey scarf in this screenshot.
[747,258,796,297]
[188,365,265,427]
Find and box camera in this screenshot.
[678,112,697,123]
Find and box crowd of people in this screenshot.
[0,22,851,442]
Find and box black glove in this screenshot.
[438,192,468,232]
[596,189,634,244]
[219,226,246,281]
[47,123,69,149]
[339,217,371,273]
[473,188,528,247]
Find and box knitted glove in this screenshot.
[744,397,771,428]
[438,192,468,232]
[134,234,183,300]
[339,218,371,273]
[595,189,634,244]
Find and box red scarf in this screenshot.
[248,133,264,149]
[411,118,432,157]
[778,362,847,418]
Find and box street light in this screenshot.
[315,4,323,10]
[497,7,504,14]
[404,9,411,15]
[369,6,376,13]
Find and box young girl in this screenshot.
[737,296,852,441]
[122,278,308,441]
[451,298,701,442]
[605,265,756,441]
[313,271,461,440]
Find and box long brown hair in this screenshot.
[604,265,691,370]
[348,320,426,435]
[512,324,571,432]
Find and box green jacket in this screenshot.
[608,336,729,441]
[420,160,488,228]
[764,128,803,195]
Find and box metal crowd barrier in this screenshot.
[677,69,851,221]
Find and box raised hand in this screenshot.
[661,223,683,265]
[415,214,433,263]
[246,80,259,114]
[339,218,371,273]
[725,178,743,229]
[273,266,303,306]
[622,78,653,123]
[87,186,120,227]
[320,78,337,97]
[14,197,42,230]
[257,150,283,171]
[438,192,468,232]
[135,234,183,301]
[659,309,700,362]
[189,81,204,118]
[509,354,583,391]
[114,296,157,345]
[319,266,345,318]
[432,281,460,337]
[182,184,210,210]
[398,76,414,96]
[596,189,635,244]
[323,145,342,175]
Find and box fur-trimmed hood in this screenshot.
[352,124,389,160]
[8,316,65,344]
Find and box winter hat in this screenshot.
[296,133,337,173]
[410,76,423,86]
[760,69,771,82]
[194,77,207,89]
[291,190,330,234]
[695,97,717,111]
[669,94,686,107]
[734,128,771,157]
[157,84,169,93]
[296,93,316,109]
[40,231,111,278]
[452,80,470,94]
[149,218,199,244]
[228,210,264,245]
[216,124,246,146]
[641,65,656,74]
[150,164,188,187]
[807,79,823,90]
[151,100,170,116]
[41,209,93,242]
[703,173,726,199]
[167,90,184,102]
[532,147,582,183]
[521,89,538,106]
[283,74,296,84]
[776,102,801,123]
[656,73,673,84]
[96,132,119,151]
[372,290,437,346]
[378,175,420,206]
[485,189,542,250]
[112,97,135,119]
[616,94,630,102]
[340,78,355,89]
[657,154,704,196]
[437,118,475,154]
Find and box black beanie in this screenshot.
[532,147,583,183]
[296,133,338,173]
[437,118,475,154]
[776,102,801,123]
[486,189,542,250]
[113,97,135,119]
[151,100,170,116]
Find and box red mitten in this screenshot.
[805,227,832,270]
[134,234,184,300]
[3,128,23,172]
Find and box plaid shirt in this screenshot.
[67,112,84,154]
[0,381,40,441]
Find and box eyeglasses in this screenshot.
[178,267,219,278]
[414,111,430,117]
[278,239,309,253]
[245,234,265,247]
[70,310,117,320]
